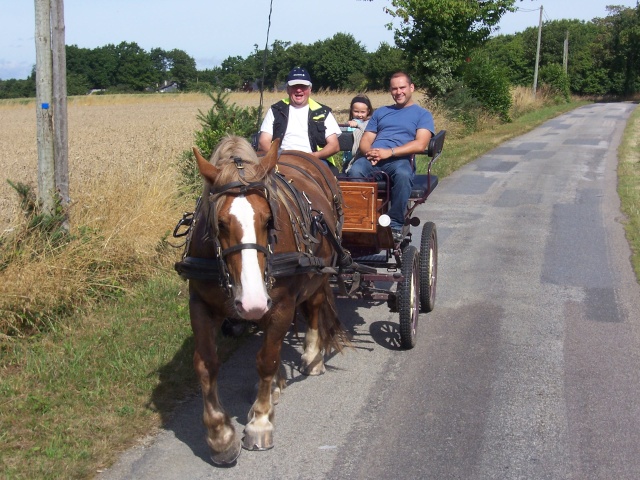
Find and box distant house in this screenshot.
[158,81,179,93]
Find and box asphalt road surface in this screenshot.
[100,102,640,480]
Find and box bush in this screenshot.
[462,52,513,122]
[438,82,485,133]
[176,89,260,196]
[539,63,571,102]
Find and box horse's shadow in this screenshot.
[149,293,403,464]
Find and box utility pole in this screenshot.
[563,30,569,74]
[34,0,55,216]
[532,5,543,98]
[34,0,69,229]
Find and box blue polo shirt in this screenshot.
[365,104,435,159]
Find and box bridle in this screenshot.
[205,157,278,295]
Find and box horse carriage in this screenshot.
[172,129,444,465]
[334,127,445,348]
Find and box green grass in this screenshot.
[618,103,640,281]
[1,97,638,479]
[0,273,244,479]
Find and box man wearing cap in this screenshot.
[258,67,341,173]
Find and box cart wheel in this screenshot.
[419,222,438,313]
[398,245,420,349]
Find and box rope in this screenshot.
[257,0,274,132]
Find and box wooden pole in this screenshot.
[532,5,543,98]
[51,0,69,230]
[34,0,55,216]
[563,30,569,74]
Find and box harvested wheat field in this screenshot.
[0,91,397,234]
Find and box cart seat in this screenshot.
[412,174,438,199]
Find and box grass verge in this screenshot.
[0,273,242,479]
[618,103,640,281]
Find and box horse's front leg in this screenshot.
[190,290,241,465]
[243,305,292,451]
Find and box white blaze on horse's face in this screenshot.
[228,195,271,320]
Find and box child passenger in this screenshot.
[343,94,373,173]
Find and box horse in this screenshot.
[175,135,351,465]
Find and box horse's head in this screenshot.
[193,136,279,320]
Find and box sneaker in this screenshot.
[392,230,404,243]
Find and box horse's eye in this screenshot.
[218,221,228,232]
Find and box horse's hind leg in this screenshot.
[299,285,329,376]
[190,292,241,465]
[243,305,292,451]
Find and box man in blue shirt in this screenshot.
[347,72,435,242]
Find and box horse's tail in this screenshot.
[317,280,352,354]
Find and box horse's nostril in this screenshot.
[266,298,273,310]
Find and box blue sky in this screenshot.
[1,0,638,80]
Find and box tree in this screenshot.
[88,44,118,89]
[599,4,640,96]
[114,42,156,91]
[166,49,198,89]
[385,0,518,94]
[307,33,368,90]
[366,42,407,90]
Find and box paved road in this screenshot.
[100,102,640,479]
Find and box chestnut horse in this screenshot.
[175,135,349,465]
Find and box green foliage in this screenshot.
[439,82,485,133]
[176,90,259,196]
[462,51,512,121]
[366,43,407,90]
[0,69,36,99]
[386,0,517,94]
[539,63,571,102]
[484,34,532,87]
[307,33,368,90]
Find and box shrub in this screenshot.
[176,89,260,196]
[438,82,485,133]
[461,52,513,122]
[539,63,571,102]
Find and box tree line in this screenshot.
[1,3,638,103]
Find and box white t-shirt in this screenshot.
[260,103,341,152]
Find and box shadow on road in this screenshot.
[145,291,401,466]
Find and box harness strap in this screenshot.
[279,152,345,230]
[221,242,270,257]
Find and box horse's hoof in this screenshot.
[210,437,242,466]
[242,429,274,451]
[300,357,326,376]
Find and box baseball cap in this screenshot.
[286,67,312,86]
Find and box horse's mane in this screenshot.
[208,135,270,188]
[203,135,276,233]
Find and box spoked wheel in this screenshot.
[397,245,420,349]
[420,222,438,313]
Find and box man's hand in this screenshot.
[365,148,394,166]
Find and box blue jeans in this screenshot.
[347,157,414,230]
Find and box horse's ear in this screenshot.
[261,138,280,173]
[193,147,219,183]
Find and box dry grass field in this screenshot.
[0,90,401,234]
